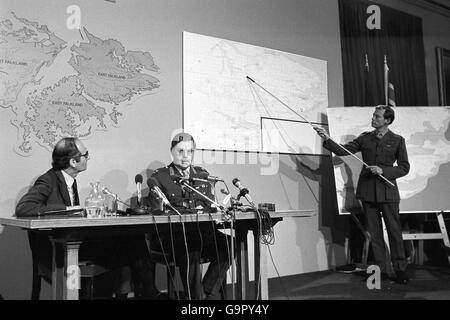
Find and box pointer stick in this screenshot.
[246,76,395,187]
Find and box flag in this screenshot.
[362,53,377,106]
[363,54,375,106]
[384,56,396,107]
[388,82,396,107]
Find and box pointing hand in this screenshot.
[313,126,330,140]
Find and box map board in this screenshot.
[183,31,328,155]
[0,11,160,156]
[326,107,450,214]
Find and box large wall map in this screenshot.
[0,11,160,155]
[327,107,450,214]
[183,31,328,155]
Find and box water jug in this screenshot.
[85,182,106,218]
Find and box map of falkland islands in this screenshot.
[0,12,160,155]
[183,32,328,155]
[326,107,450,214]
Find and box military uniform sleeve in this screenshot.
[15,175,66,217]
[383,136,410,180]
[323,134,363,156]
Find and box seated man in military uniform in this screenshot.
[147,132,232,300]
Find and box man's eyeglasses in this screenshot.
[174,149,194,157]
[80,151,89,159]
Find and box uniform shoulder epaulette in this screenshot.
[152,166,168,176]
[194,165,209,173]
[355,131,371,139]
[388,131,402,139]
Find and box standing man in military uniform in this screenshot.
[314,105,410,284]
[147,132,231,299]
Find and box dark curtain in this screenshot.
[339,0,428,106]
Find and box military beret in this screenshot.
[171,132,196,150]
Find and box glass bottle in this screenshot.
[84,182,106,218]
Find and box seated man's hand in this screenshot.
[195,205,205,213]
[67,205,83,211]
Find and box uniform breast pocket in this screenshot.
[382,141,398,162]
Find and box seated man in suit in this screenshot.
[147,132,232,300]
[16,137,153,299]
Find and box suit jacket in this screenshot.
[324,130,410,203]
[16,168,78,217]
[148,162,216,212]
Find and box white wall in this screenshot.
[1,0,448,300]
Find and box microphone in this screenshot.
[221,188,242,206]
[147,177,183,216]
[170,175,204,185]
[171,175,188,184]
[222,193,232,206]
[197,172,223,182]
[101,186,130,208]
[232,178,255,206]
[101,186,115,197]
[135,174,143,206]
[147,177,170,206]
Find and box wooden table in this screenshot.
[0,209,315,300]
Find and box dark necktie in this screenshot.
[72,179,80,206]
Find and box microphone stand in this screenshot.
[229,210,235,300]
[137,196,142,208]
[115,197,130,208]
[237,189,256,207]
